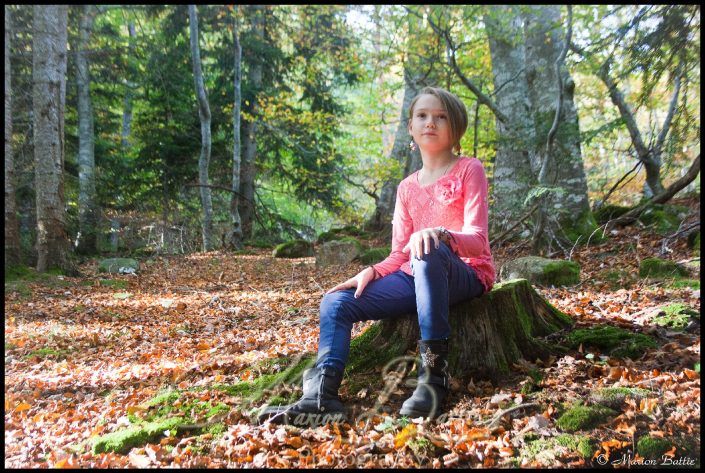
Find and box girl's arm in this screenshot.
[446,159,490,257]
[371,184,412,278]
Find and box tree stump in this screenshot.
[351,279,573,382]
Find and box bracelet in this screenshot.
[437,226,452,244]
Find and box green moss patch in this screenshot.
[98,279,129,290]
[541,261,581,286]
[639,258,689,279]
[594,204,632,225]
[556,404,617,432]
[92,416,185,454]
[589,387,653,409]
[358,247,391,264]
[272,239,314,258]
[687,231,700,256]
[650,303,699,331]
[520,434,595,464]
[639,204,689,235]
[636,435,674,458]
[98,258,139,274]
[666,278,700,290]
[566,326,657,359]
[317,226,368,244]
[25,347,69,360]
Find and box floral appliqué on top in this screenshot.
[433,174,463,206]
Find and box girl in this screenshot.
[259,86,495,425]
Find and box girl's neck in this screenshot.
[420,149,457,172]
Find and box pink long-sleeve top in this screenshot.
[372,156,496,293]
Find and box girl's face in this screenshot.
[408,94,453,154]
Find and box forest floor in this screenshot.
[4,197,700,468]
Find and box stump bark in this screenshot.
[352,278,573,382]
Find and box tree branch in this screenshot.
[655,61,683,153]
[606,154,700,230]
[406,6,511,127]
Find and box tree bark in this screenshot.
[121,21,136,150]
[76,5,99,255]
[188,5,213,252]
[369,62,420,233]
[354,279,573,381]
[5,6,22,268]
[228,7,244,250]
[239,5,264,240]
[484,6,537,238]
[33,5,72,273]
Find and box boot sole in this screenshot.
[398,406,441,419]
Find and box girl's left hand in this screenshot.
[402,227,441,260]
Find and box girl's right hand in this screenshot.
[325,267,376,299]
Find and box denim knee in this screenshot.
[319,290,352,326]
[410,240,452,270]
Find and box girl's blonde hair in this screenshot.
[408,86,468,154]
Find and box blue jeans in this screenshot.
[317,241,485,373]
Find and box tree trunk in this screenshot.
[5,6,22,268]
[228,7,244,250]
[33,5,72,273]
[76,5,99,255]
[522,5,593,246]
[239,5,264,240]
[484,6,536,238]
[188,5,213,252]
[369,63,420,232]
[121,21,136,150]
[354,279,572,381]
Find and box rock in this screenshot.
[639,257,689,278]
[315,240,362,268]
[499,256,580,286]
[272,239,314,258]
[98,258,140,274]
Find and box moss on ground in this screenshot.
[651,303,699,331]
[639,257,689,278]
[566,325,657,359]
[589,387,653,409]
[358,247,391,264]
[520,434,595,464]
[636,435,675,458]
[564,209,605,246]
[92,416,185,454]
[541,260,581,286]
[594,204,632,224]
[665,278,699,290]
[639,204,689,235]
[556,404,617,432]
[272,239,314,258]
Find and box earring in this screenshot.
[409,140,417,152]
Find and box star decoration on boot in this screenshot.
[420,347,438,368]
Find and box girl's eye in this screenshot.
[417,113,426,118]
[438,115,447,119]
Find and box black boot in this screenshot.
[257,365,347,427]
[399,339,450,419]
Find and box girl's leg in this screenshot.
[317,270,417,373]
[410,240,484,340]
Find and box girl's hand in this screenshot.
[325,266,376,299]
[402,227,442,260]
